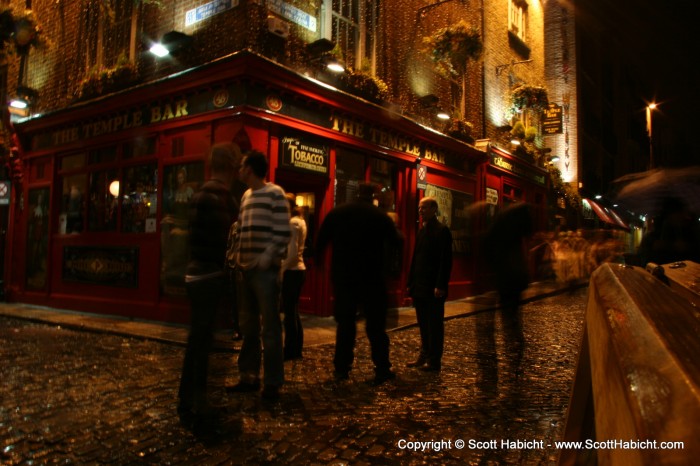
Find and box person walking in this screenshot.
[178,143,241,429]
[281,193,307,361]
[228,150,290,401]
[316,183,400,386]
[406,196,453,372]
[484,202,533,375]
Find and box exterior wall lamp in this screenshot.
[419,94,450,120]
[149,31,193,57]
[8,86,38,115]
[306,38,345,73]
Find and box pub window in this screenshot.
[161,162,205,297]
[124,136,157,160]
[509,0,528,43]
[59,174,87,234]
[335,149,365,205]
[88,169,119,232]
[26,188,50,290]
[369,158,396,212]
[121,163,158,233]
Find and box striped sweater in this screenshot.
[236,183,291,270]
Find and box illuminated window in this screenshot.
[509,0,528,43]
[81,1,137,71]
[324,0,378,71]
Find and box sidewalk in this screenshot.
[0,280,582,351]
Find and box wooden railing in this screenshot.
[560,261,700,465]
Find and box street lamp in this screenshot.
[646,103,656,169]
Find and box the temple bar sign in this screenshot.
[543,103,563,135]
[280,136,329,175]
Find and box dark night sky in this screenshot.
[578,0,700,167]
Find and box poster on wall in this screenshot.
[425,184,474,255]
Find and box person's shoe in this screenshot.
[333,371,350,382]
[261,385,280,401]
[420,364,441,372]
[371,370,396,386]
[226,381,260,393]
[406,358,427,368]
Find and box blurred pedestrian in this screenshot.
[228,151,290,401]
[638,197,700,266]
[316,183,400,386]
[281,193,307,361]
[406,196,453,372]
[178,143,241,429]
[484,202,533,374]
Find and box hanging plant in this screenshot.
[422,20,483,78]
[76,55,139,101]
[342,70,390,103]
[508,84,549,114]
[445,119,475,143]
[547,164,581,210]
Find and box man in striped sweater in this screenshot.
[229,150,290,401]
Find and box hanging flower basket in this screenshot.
[341,70,390,103]
[76,59,139,101]
[509,84,549,113]
[422,20,483,78]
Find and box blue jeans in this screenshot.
[237,267,284,386]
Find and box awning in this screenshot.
[583,198,630,231]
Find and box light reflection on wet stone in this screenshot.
[0,288,587,464]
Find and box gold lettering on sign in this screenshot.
[150,100,189,123]
[52,127,80,146]
[493,156,513,171]
[423,148,446,164]
[331,116,365,138]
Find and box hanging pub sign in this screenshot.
[280,136,329,175]
[543,103,563,134]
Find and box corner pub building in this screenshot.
[7,51,489,323]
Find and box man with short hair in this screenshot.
[407,196,453,372]
[229,150,290,401]
[316,183,400,386]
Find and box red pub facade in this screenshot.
[7,52,489,322]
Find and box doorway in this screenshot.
[274,171,329,315]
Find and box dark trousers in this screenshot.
[178,275,226,412]
[281,269,305,358]
[333,281,391,375]
[413,296,445,367]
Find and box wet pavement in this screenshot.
[0,286,588,465]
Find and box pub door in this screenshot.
[274,172,329,315]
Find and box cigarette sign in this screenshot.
[0,181,10,205]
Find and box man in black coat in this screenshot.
[407,196,453,372]
[316,183,400,385]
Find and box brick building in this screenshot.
[0,0,559,321]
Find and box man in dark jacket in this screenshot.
[178,143,240,429]
[407,196,453,372]
[316,183,400,385]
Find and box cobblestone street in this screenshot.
[1,288,587,465]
